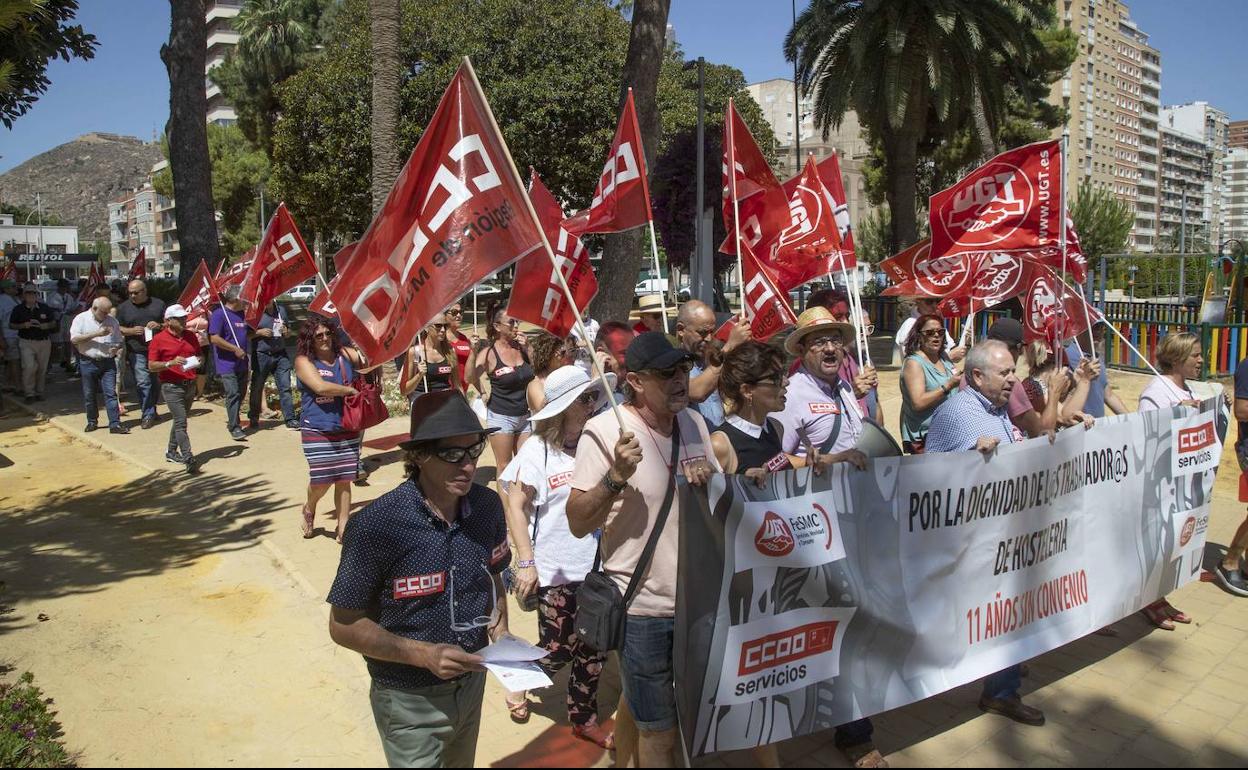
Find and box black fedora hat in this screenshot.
[399,390,497,450]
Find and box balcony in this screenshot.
[1134,226,1156,237]
[207,30,240,50]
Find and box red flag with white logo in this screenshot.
[328,59,547,364]
[815,152,856,261]
[77,263,104,306]
[1017,263,1100,343]
[721,99,790,260]
[765,156,846,290]
[740,241,797,340]
[0,258,16,282]
[929,140,1062,262]
[216,246,255,289]
[176,260,219,322]
[563,89,652,235]
[331,241,358,275]
[127,247,147,281]
[239,203,317,325]
[507,171,598,337]
[308,276,339,319]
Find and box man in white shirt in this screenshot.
[70,297,126,433]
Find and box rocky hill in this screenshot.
[0,133,164,243]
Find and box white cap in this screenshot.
[164,304,189,320]
[529,365,615,423]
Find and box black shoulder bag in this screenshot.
[575,419,681,653]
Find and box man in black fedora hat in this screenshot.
[327,389,511,768]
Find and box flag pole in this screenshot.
[836,257,864,367]
[1059,130,1095,354]
[728,100,748,315]
[462,57,625,432]
[647,220,670,333]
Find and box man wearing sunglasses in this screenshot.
[567,331,719,767]
[328,390,511,768]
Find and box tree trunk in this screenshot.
[369,0,401,216]
[883,130,921,253]
[971,86,997,160]
[161,0,220,287]
[589,0,671,323]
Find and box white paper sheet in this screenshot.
[182,355,201,372]
[144,327,154,342]
[479,633,548,663]
[483,661,552,691]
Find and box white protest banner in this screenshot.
[675,400,1224,757]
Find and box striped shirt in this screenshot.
[925,386,1023,453]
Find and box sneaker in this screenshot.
[286,421,300,431]
[184,455,201,474]
[84,423,98,433]
[141,416,155,430]
[230,429,247,441]
[165,450,185,464]
[1214,563,1248,597]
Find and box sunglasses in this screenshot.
[643,360,693,380]
[448,563,500,632]
[446,309,462,316]
[747,376,784,387]
[495,318,518,327]
[432,439,487,464]
[432,324,447,331]
[313,331,333,340]
[920,329,945,338]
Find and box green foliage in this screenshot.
[854,206,890,266]
[0,202,63,227]
[1070,180,1132,264]
[0,0,96,127]
[649,54,778,271]
[154,125,271,260]
[144,276,182,304]
[210,0,333,157]
[0,669,75,767]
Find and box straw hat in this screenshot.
[638,294,664,313]
[784,306,856,356]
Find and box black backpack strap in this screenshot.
[817,387,846,454]
[621,417,681,607]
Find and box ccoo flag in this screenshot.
[563,89,652,235]
[329,59,546,364]
[239,203,317,325]
[127,247,147,282]
[176,260,219,322]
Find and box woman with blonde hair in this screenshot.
[399,314,460,404]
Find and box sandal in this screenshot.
[1142,602,1175,631]
[1165,605,1193,624]
[301,507,316,539]
[505,695,531,724]
[572,720,615,750]
[841,741,889,768]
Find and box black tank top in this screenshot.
[486,342,534,416]
[719,417,791,472]
[423,359,454,392]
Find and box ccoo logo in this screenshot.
[755,511,795,557]
[1178,424,1215,453]
[942,162,1035,248]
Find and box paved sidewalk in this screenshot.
[2,359,1248,766]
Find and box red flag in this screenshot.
[329,59,547,364]
[1018,264,1100,343]
[929,140,1062,261]
[309,275,340,318]
[77,263,104,305]
[239,203,317,325]
[721,99,790,261]
[0,258,16,282]
[127,247,147,281]
[216,247,255,289]
[740,242,797,340]
[563,89,652,235]
[331,241,358,275]
[764,156,846,289]
[815,152,856,260]
[507,171,598,337]
[176,260,219,322]
[879,239,978,300]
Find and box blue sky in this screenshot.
[2,0,1245,176]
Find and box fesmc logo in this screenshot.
[944,162,1034,248]
[1180,516,1197,548]
[754,505,834,558]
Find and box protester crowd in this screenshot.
[7,276,1248,770]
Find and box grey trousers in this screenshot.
[369,673,485,768]
[161,380,195,458]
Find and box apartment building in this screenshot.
[1163,101,1230,241]
[206,0,241,125]
[1230,120,1248,150]
[744,78,878,245]
[1225,147,1248,246]
[107,164,179,278]
[1157,125,1212,252]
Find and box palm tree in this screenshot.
[369,0,400,216]
[785,0,1052,252]
[233,0,312,76]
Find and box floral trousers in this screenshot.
[536,583,606,726]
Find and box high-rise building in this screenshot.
[1230,120,1248,150]
[1050,0,1159,251]
[744,78,878,245]
[206,0,241,125]
[1225,147,1248,246]
[1157,124,1211,252]
[1163,101,1230,241]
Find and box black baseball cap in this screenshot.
[986,318,1025,347]
[625,331,694,372]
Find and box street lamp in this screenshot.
[1128,264,1139,302]
[681,57,709,305]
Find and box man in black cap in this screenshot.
[327,389,510,768]
[567,331,717,767]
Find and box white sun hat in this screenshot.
[530,365,616,423]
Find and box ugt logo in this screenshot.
[944,162,1033,247]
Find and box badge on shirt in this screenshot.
[679,454,707,475]
[765,452,791,472]
[393,572,446,599]
[548,471,573,489]
[494,366,514,376]
[437,365,452,375]
[809,402,841,415]
[490,541,511,567]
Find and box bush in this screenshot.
[0,670,75,767]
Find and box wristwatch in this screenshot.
[601,472,627,495]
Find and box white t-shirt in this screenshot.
[570,406,720,617]
[1138,375,1194,411]
[70,310,122,360]
[498,437,598,588]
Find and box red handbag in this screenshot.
[340,360,389,432]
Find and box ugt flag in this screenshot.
[929,139,1062,262]
[721,98,789,260]
[563,88,652,235]
[239,203,317,324]
[766,155,846,290]
[329,58,547,364]
[127,247,147,281]
[176,260,218,322]
[507,171,598,337]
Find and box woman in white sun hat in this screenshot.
[497,364,616,749]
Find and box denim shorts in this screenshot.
[485,409,530,435]
[620,614,677,732]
